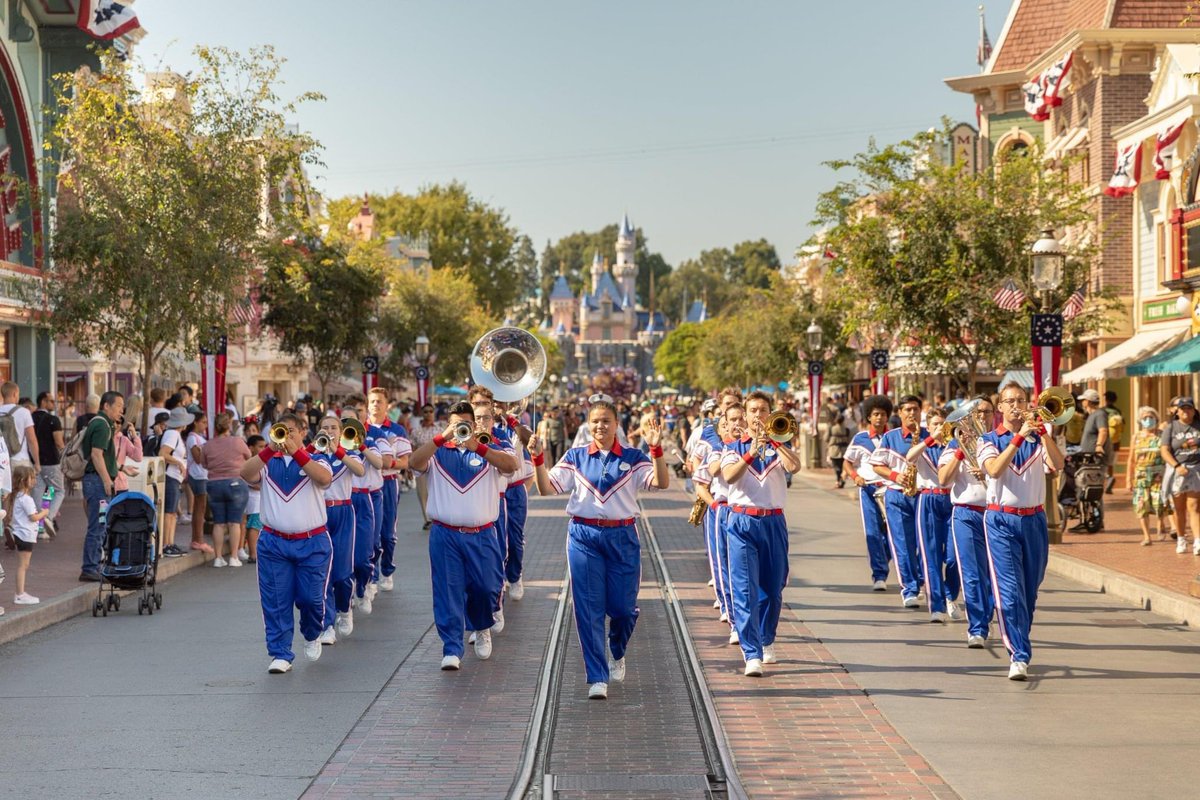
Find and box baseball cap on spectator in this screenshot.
[1179,396,1195,409]
[701,399,717,414]
[1080,389,1101,403]
[154,412,170,426]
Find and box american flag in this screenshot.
[992,279,1026,311]
[1061,287,1086,321]
[977,7,992,68]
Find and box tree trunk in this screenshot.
[141,347,156,433]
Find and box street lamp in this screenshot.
[413,334,432,408]
[1028,229,1065,542]
[806,319,823,352]
[414,334,430,362]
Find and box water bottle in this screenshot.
[38,487,52,534]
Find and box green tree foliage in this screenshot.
[658,240,781,324]
[813,126,1115,393]
[37,47,320,429]
[537,224,672,315]
[258,230,384,404]
[654,322,710,388]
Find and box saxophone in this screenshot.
[901,427,920,497]
[688,496,707,526]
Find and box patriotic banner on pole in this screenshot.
[414,365,431,408]
[1031,313,1063,396]
[1061,287,1086,322]
[1154,121,1187,180]
[199,333,228,440]
[1104,142,1142,198]
[362,355,379,394]
[869,349,889,396]
[1022,52,1072,121]
[808,361,824,435]
[992,278,1027,312]
[77,0,141,40]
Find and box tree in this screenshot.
[730,239,782,288]
[258,230,385,404]
[657,239,779,324]
[813,125,1115,393]
[34,46,320,429]
[654,322,711,388]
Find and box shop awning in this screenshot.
[1062,327,1189,383]
[998,369,1034,389]
[1125,333,1200,376]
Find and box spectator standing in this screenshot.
[75,394,100,437]
[185,409,209,552]
[242,434,265,562]
[0,380,40,470]
[1103,390,1125,493]
[408,403,439,530]
[1161,397,1200,555]
[111,418,143,494]
[145,387,167,435]
[1127,406,1169,546]
[158,407,196,556]
[79,391,122,582]
[1077,389,1111,530]
[10,464,46,605]
[827,413,851,489]
[197,413,251,567]
[31,392,65,538]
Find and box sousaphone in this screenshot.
[469,327,547,403]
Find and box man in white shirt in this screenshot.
[0,381,38,468]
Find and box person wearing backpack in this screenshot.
[1104,390,1125,494]
[78,391,122,583]
[31,392,64,538]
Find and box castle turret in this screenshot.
[348,194,374,241]
[614,213,637,306]
[590,250,604,293]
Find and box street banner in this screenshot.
[808,361,823,435]
[1031,313,1063,396]
[77,0,141,40]
[362,355,379,394]
[869,349,889,396]
[414,365,431,408]
[199,333,227,440]
[1104,142,1142,198]
[1023,51,1072,121]
[1155,121,1186,179]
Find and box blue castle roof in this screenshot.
[685,299,707,323]
[550,274,573,301]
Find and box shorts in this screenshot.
[207,478,248,524]
[15,538,33,552]
[187,476,208,496]
[245,513,262,531]
[1172,467,1200,496]
[164,477,181,515]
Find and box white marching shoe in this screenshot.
[1008,661,1029,681]
[744,659,764,677]
[762,645,777,664]
[947,601,963,621]
[492,608,505,634]
[609,656,626,683]
[379,575,394,592]
[303,639,322,662]
[268,659,292,674]
[588,682,608,699]
[318,627,336,645]
[335,611,354,638]
[441,655,461,671]
[474,629,493,660]
[728,629,740,646]
[930,611,949,624]
[508,578,525,601]
[967,634,986,648]
[872,580,887,591]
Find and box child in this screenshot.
[242,434,265,563]
[11,465,46,605]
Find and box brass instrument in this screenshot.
[945,398,990,472]
[452,421,474,445]
[340,417,366,450]
[1026,386,1076,427]
[687,496,707,527]
[765,410,800,443]
[469,327,547,403]
[901,428,920,496]
[269,423,289,446]
[476,429,493,446]
[931,420,954,446]
[313,433,332,454]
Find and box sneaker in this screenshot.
[365,582,378,602]
[588,682,608,699]
[1193,540,1200,557]
[712,599,720,609]
[508,579,525,601]
[190,541,214,554]
[237,548,249,561]
[872,580,887,591]
[967,635,986,648]
[42,516,56,538]
[358,594,372,615]
[1178,536,1189,554]
[728,629,740,645]
[212,557,227,568]
[227,557,243,568]
[468,631,477,644]
[474,629,493,660]
[268,658,292,674]
[303,639,322,662]
[318,627,336,645]
[902,595,920,608]
[37,532,49,541]
[609,656,626,683]
[440,655,461,670]
[947,602,963,621]
[719,612,728,623]
[493,608,505,634]
[744,659,764,677]
[162,545,185,558]
[180,513,192,524]
[930,611,949,624]
[707,578,715,587]
[379,575,394,592]
[1008,661,1028,681]
[13,593,39,605]
[762,645,777,664]
[335,611,354,637]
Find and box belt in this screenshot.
[729,505,783,517]
[571,516,635,528]
[921,488,950,495]
[383,474,398,481]
[987,504,1044,516]
[431,520,493,534]
[325,499,351,507]
[710,500,727,511]
[352,488,371,495]
[263,525,327,541]
[954,503,987,513]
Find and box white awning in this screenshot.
[1062,326,1190,383]
[1045,126,1088,160]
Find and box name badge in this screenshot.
[618,462,631,472]
[469,458,483,467]
[765,448,776,458]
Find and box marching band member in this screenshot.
[937,396,996,648]
[342,399,385,614]
[497,402,534,601]
[869,395,926,608]
[313,413,365,644]
[368,388,411,593]
[719,392,800,677]
[976,382,1065,680]
[531,398,668,700]
[409,401,518,671]
[473,399,515,634]
[903,405,960,623]
[695,410,740,642]
[238,413,333,674]
[842,395,893,591]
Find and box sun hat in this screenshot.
[166,407,192,429]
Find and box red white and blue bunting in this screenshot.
[1104,142,1142,198]
[1023,52,1073,122]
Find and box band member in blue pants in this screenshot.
[869,395,927,608]
[842,395,893,590]
[313,413,365,643]
[904,405,960,622]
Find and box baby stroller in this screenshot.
[1058,452,1106,534]
[93,491,162,617]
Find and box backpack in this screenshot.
[0,407,21,455]
[142,432,161,459]
[61,425,92,482]
[1106,408,1125,446]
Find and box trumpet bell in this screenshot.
[314,433,332,453]
[477,430,493,446]
[470,327,547,403]
[765,411,799,443]
[269,423,289,445]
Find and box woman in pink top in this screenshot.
[113,418,144,493]
[197,413,252,567]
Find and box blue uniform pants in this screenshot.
[704,504,731,619]
[951,505,994,639]
[857,486,891,583]
[916,492,958,614]
[351,492,375,598]
[504,483,528,584]
[369,489,383,582]
[883,491,922,599]
[380,477,399,577]
[984,509,1048,664]
[492,495,508,611]
[257,530,332,661]
[567,521,641,684]
[726,511,789,662]
[323,504,356,628]
[429,523,503,658]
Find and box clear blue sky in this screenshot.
[136,0,1008,265]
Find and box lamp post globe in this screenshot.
[415,334,430,362]
[1030,227,1066,293]
[805,320,823,353]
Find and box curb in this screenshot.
[0,550,210,647]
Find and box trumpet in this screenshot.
[764,410,800,443]
[313,433,333,454]
[1025,387,1076,427]
[476,429,493,446]
[453,421,474,445]
[340,417,366,450]
[269,423,289,446]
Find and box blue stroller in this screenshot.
[92,492,162,617]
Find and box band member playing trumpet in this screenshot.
[238,413,333,674]
[496,400,534,602]
[410,401,519,670]
[694,409,740,643]
[903,405,960,623]
[342,398,385,614]
[719,392,800,677]
[471,400,512,634]
[976,382,1065,680]
[937,397,996,648]
[531,398,668,700]
[312,412,365,644]
[869,395,927,608]
[368,388,411,594]
[842,395,893,591]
